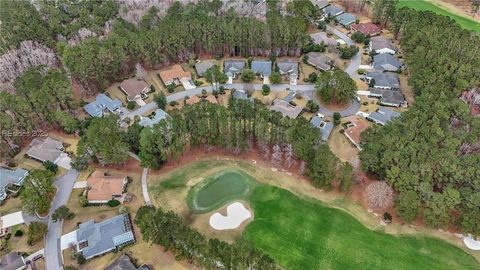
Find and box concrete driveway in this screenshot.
[327,25,361,78]
[45,169,79,270]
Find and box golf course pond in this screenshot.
[187,170,255,213]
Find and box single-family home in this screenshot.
[370,36,396,54]
[185,95,201,105]
[106,254,151,270]
[277,60,299,85]
[251,60,272,79]
[343,116,369,150]
[311,0,330,9]
[336,13,357,27]
[365,71,400,90]
[138,109,169,128]
[86,171,127,204]
[270,99,303,119]
[195,60,215,77]
[351,22,381,36]
[0,167,28,201]
[76,214,135,260]
[323,4,343,18]
[0,252,26,270]
[306,52,333,71]
[373,54,402,72]
[232,89,249,100]
[370,88,406,107]
[223,60,246,79]
[310,116,333,141]
[84,94,123,118]
[366,107,401,126]
[310,32,339,47]
[205,95,218,104]
[26,137,71,169]
[159,64,192,86]
[120,79,150,103]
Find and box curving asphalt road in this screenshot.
[326,25,361,78]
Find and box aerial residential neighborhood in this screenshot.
[1,0,479,270]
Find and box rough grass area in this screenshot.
[398,0,480,33]
[187,170,254,213]
[244,185,479,270]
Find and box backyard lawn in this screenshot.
[398,0,480,33]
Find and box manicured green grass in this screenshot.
[187,170,255,213]
[243,185,479,270]
[398,0,480,33]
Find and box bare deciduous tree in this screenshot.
[284,143,296,169]
[365,181,395,210]
[298,160,306,175]
[271,144,283,168]
[135,63,147,79]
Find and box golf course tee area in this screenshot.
[153,160,479,270]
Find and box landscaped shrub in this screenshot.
[362,101,368,106]
[74,253,86,265]
[14,230,24,237]
[333,112,341,126]
[43,160,58,174]
[127,101,136,110]
[78,195,88,207]
[107,199,120,207]
[166,83,176,93]
[357,69,365,75]
[170,101,177,107]
[262,84,270,96]
[383,212,393,223]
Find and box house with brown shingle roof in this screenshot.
[185,95,201,105]
[351,22,381,36]
[159,64,191,86]
[120,79,150,102]
[86,171,127,204]
[343,116,369,150]
[205,95,218,104]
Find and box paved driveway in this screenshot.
[45,169,79,270]
[327,25,361,78]
[1,211,25,229]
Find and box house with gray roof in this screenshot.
[223,60,246,78]
[306,52,333,71]
[26,137,64,164]
[373,54,402,72]
[365,71,400,90]
[336,13,357,27]
[323,4,343,17]
[310,116,333,141]
[370,88,406,107]
[0,252,26,270]
[277,60,299,84]
[310,32,339,47]
[84,94,123,118]
[76,214,135,260]
[283,91,297,103]
[106,254,150,270]
[138,109,169,128]
[194,60,215,77]
[270,99,303,119]
[232,89,253,102]
[0,167,28,201]
[367,107,401,126]
[370,36,396,54]
[251,60,272,78]
[311,0,330,9]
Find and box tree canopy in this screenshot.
[316,70,357,104]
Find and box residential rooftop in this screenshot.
[323,4,343,17]
[277,60,299,76]
[26,137,63,163]
[370,36,396,52]
[336,13,357,26]
[306,52,333,71]
[195,60,215,76]
[251,60,272,77]
[366,71,400,89]
[84,94,123,118]
[120,79,149,100]
[351,22,381,36]
[270,98,303,119]
[86,171,127,203]
[0,167,28,200]
[310,32,338,46]
[223,60,246,77]
[138,109,169,127]
[0,252,25,270]
[373,54,402,71]
[344,116,369,149]
[310,116,333,141]
[367,107,401,126]
[159,64,191,84]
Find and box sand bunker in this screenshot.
[463,236,480,250]
[209,202,252,230]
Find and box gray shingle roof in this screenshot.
[371,89,405,106]
[366,71,400,89]
[306,52,333,71]
[195,61,215,76]
[270,99,303,119]
[1,167,28,200]
[138,109,169,128]
[76,214,134,259]
[373,54,402,71]
[310,116,333,141]
[105,255,137,270]
[277,60,299,76]
[283,91,297,103]
[223,60,246,77]
[0,252,25,270]
[367,107,401,125]
[251,60,272,76]
[370,36,396,52]
[26,137,63,163]
[323,4,343,17]
[336,13,356,26]
[310,32,338,46]
[311,0,330,9]
[84,94,123,117]
[232,90,249,100]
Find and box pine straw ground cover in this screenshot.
[150,159,479,270]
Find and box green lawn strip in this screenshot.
[398,0,480,33]
[187,170,257,213]
[243,185,479,270]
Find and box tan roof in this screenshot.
[344,116,369,146]
[351,23,381,36]
[26,137,63,162]
[87,171,126,201]
[270,99,303,119]
[120,79,149,100]
[159,64,191,84]
[205,95,218,104]
[186,95,201,105]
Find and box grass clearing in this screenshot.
[398,0,480,33]
[149,159,479,269]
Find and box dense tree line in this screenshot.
[135,205,279,270]
[360,9,480,237]
[61,2,309,92]
[0,68,77,157]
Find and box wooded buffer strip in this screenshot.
[360,8,480,237]
[61,2,308,92]
[135,205,279,270]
